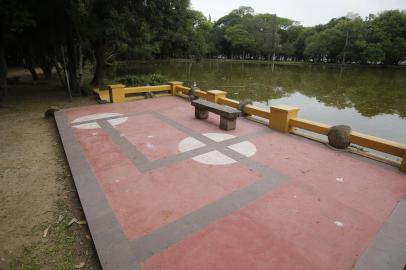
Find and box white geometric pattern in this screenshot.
[72,113,128,129]
[178,133,256,165]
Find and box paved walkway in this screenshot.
[55,96,406,270]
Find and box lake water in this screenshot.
[115,60,406,144]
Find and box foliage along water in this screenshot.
[114,60,406,144]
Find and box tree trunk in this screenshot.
[25,52,39,81]
[91,40,105,87]
[66,41,78,94]
[77,41,84,90]
[0,41,7,100]
[61,46,72,99]
[341,30,349,65]
[64,25,82,95]
[271,51,275,72]
[39,55,53,79]
[53,58,66,87]
[40,63,53,79]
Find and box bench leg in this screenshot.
[220,116,236,131]
[195,108,209,119]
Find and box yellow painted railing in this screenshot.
[289,118,330,135]
[289,118,406,159]
[126,84,172,94]
[104,83,173,103]
[101,81,406,172]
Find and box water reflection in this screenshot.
[114,60,406,143]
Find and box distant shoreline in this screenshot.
[117,59,406,70]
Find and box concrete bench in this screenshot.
[191,99,241,130]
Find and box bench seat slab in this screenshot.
[192,99,241,131]
[192,99,241,118]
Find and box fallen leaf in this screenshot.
[66,217,87,227]
[56,215,64,224]
[75,262,85,269]
[76,220,87,225]
[66,218,78,227]
[43,225,51,238]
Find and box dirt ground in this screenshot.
[0,69,101,269]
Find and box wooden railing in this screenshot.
[104,82,406,172]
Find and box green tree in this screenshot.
[186,10,214,59]
[0,0,35,99]
[224,24,254,58]
[304,28,345,62]
[361,43,385,63]
[372,11,406,64]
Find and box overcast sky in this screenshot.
[191,0,406,26]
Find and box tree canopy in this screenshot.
[1,2,406,99]
[210,8,406,65]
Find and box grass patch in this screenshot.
[9,195,99,270]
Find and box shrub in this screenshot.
[81,82,95,96]
[115,74,168,86]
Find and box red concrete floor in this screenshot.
[57,96,406,270]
